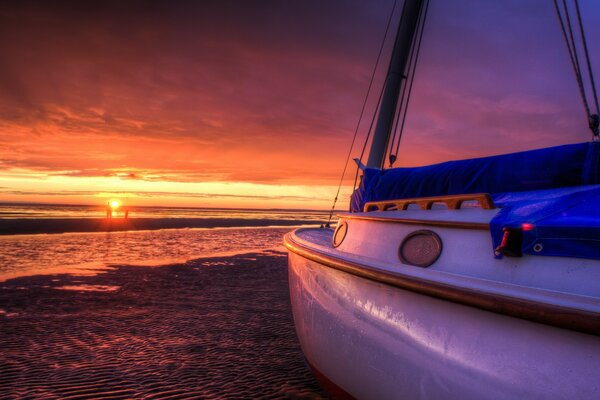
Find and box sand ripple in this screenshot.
[0,251,326,399]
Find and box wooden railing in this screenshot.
[363,193,495,212]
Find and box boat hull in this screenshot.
[288,251,600,400]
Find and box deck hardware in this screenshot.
[495,227,523,257]
[533,243,544,253]
[364,193,495,212]
[399,230,442,267]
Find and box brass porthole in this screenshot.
[399,230,442,267]
[332,221,348,248]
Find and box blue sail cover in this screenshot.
[351,142,600,260]
[491,185,600,260]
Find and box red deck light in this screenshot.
[522,223,535,231]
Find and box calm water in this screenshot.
[0,226,295,282]
[0,204,329,281]
[0,204,330,280]
[0,203,328,221]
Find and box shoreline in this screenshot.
[0,217,326,236]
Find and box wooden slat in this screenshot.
[364,193,495,212]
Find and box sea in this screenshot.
[0,203,329,281]
[0,202,328,221]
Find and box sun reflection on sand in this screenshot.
[0,227,291,282]
[56,284,120,292]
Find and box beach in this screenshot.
[0,250,326,399]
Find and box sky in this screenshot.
[0,0,599,209]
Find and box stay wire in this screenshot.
[326,0,398,225]
[387,2,421,167]
[574,0,600,115]
[387,79,407,166]
[391,0,430,163]
[352,74,389,193]
[553,0,581,83]
[553,0,598,137]
[562,0,590,115]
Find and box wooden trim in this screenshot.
[341,214,490,230]
[364,193,495,212]
[284,232,600,336]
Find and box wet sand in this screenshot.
[0,218,326,236]
[0,252,326,399]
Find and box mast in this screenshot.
[366,0,425,169]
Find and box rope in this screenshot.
[326,0,398,225]
[553,1,581,85]
[575,0,600,120]
[553,0,599,138]
[563,0,589,114]
[390,0,430,165]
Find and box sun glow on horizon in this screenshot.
[0,172,347,210]
[109,199,121,210]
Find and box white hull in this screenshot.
[286,225,600,399]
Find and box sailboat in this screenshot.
[284,1,600,399]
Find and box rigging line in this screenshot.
[387,85,405,167]
[389,0,428,166]
[573,0,599,114]
[326,0,399,224]
[388,0,423,167]
[393,0,430,159]
[562,0,591,116]
[562,0,583,78]
[553,0,580,80]
[357,60,393,164]
[387,73,409,166]
[554,0,592,119]
[352,74,389,194]
[387,73,408,166]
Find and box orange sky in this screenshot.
[1,0,599,209]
